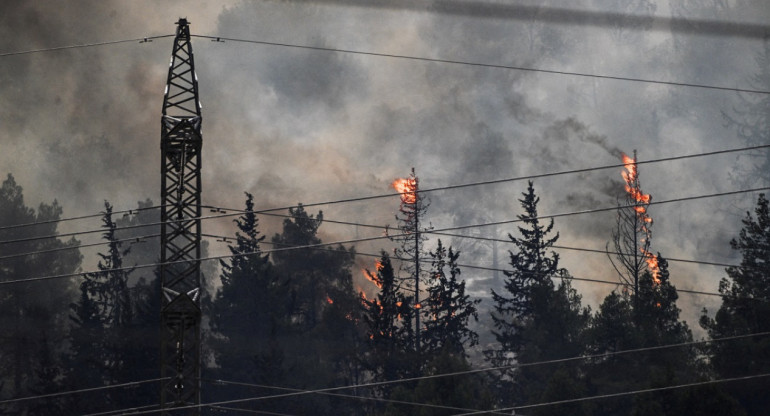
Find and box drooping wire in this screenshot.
[0,377,168,406]
[202,232,727,298]
[100,331,770,415]
[1,142,767,249]
[0,35,174,57]
[1,185,768,287]
[454,373,770,415]
[195,34,770,95]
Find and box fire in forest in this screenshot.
[621,152,661,285]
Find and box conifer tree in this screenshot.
[0,174,80,401]
[422,239,479,357]
[486,181,589,411]
[701,193,770,415]
[390,168,431,353]
[608,151,656,299]
[587,257,701,416]
[75,201,139,407]
[209,192,277,386]
[64,285,105,413]
[266,203,360,415]
[362,253,412,384]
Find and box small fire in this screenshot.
[645,252,662,285]
[621,152,652,214]
[326,296,334,305]
[392,177,417,204]
[362,261,385,289]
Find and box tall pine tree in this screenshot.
[486,181,589,412]
[701,193,770,415]
[422,239,479,357]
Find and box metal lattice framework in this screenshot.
[160,18,202,414]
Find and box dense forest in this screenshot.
[1,157,769,415]
[2,8,770,413]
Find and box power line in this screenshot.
[207,406,296,416]
[2,185,768,288]
[223,143,770,215]
[455,373,770,415]
[202,231,727,298]
[0,204,165,232]
[0,377,167,406]
[195,34,770,95]
[0,234,160,262]
[0,35,173,57]
[0,143,766,246]
[0,209,233,247]
[106,331,770,415]
[204,204,741,269]
[81,404,161,416]
[203,378,510,415]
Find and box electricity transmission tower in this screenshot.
[159,18,203,414]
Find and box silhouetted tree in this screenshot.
[587,258,702,416]
[268,203,360,415]
[362,252,412,386]
[422,239,479,357]
[0,174,80,407]
[390,168,431,354]
[608,151,655,300]
[486,181,589,412]
[701,193,770,415]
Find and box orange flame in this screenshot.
[392,177,417,204]
[644,252,662,285]
[326,296,334,305]
[621,152,660,285]
[362,261,385,289]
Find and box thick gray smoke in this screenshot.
[2,0,769,331]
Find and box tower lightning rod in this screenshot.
[159,18,203,414]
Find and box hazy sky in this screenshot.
[2,0,769,332]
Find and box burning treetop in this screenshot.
[619,151,661,285]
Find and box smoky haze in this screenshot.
[1,0,769,333]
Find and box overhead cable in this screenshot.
[203,205,741,269]
[0,377,167,406]
[455,372,770,415]
[203,378,510,415]
[0,234,160,262]
[0,35,174,57]
[196,34,770,95]
[104,330,770,415]
[2,185,768,287]
[0,143,766,242]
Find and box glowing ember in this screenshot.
[414,303,422,309]
[326,296,334,305]
[392,177,417,204]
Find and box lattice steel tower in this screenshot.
[160,18,202,414]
